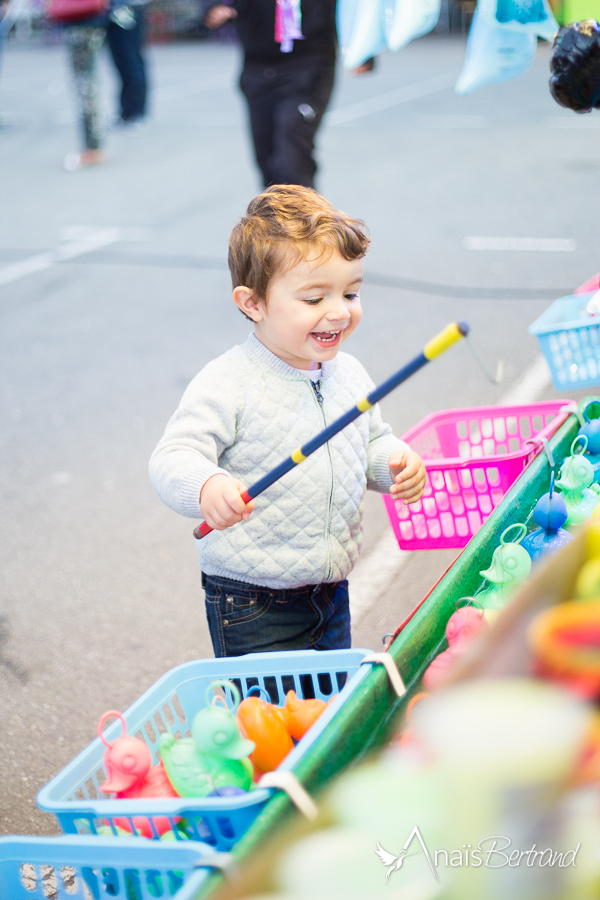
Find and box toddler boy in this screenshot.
[150,185,426,657]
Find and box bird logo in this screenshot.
[375,843,421,881]
[375,826,440,883]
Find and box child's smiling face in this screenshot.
[234,250,364,370]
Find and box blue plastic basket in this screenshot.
[0,835,214,899]
[38,649,371,851]
[529,292,600,390]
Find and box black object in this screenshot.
[107,5,148,122]
[550,19,600,113]
[240,59,335,187]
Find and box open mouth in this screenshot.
[310,330,342,345]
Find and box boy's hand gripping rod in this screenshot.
[194,321,469,539]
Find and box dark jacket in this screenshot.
[206,0,337,65]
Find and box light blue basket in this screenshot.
[0,835,215,899]
[529,292,600,390]
[38,649,371,851]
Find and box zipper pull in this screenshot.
[311,379,323,403]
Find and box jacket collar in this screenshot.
[244,332,337,380]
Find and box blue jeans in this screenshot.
[107,6,147,121]
[202,573,351,658]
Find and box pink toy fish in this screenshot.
[99,710,178,837]
[423,606,488,690]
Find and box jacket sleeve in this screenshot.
[365,402,410,493]
[149,359,241,519]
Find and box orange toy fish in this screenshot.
[280,690,333,740]
[237,691,336,775]
[237,697,293,774]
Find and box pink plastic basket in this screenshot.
[383,401,571,551]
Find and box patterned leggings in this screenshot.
[65,25,106,150]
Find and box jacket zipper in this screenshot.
[311,380,334,581]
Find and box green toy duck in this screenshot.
[556,436,600,531]
[477,524,532,612]
[160,681,255,798]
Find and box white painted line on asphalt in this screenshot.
[349,353,552,626]
[464,236,576,252]
[327,72,456,126]
[0,227,151,289]
[545,116,600,129]
[415,114,489,129]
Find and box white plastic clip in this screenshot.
[525,437,555,469]
[360,653,406,697]
[560,402,584,426]
[258,770,319,821]
[195,852,237,880]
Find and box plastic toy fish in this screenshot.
[556,436,600,530]
[522,474,574,562]
[237,695,294,775]
[423,604,488,690]
[280,690,333,740]
[579,401,600,455]
[577,400,600,481]
[477,524,532,611]
[159,682,254,798]
[98,710,178,837]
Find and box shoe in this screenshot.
[63,149,106,171]
[109,116,148,137]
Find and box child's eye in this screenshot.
[344,292,359,301]
[304,297,323,305]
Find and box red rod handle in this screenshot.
[194,489,253,539]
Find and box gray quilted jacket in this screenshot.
[149,333,406,589]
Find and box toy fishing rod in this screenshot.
[194,321,469,540]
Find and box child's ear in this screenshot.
[233,286,264,321]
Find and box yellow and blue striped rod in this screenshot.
[194,321,469,539]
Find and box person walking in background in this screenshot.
[107,0,149,129]
[63,12,108,170]
[0,0,10,126]
[203,0,341,189]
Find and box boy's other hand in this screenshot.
[388,448,426,505]
[200,474,254,530]
[204,4,238,28]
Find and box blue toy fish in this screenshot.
[522,473,574,562]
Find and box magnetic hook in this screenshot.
[98,710,127,749]
[246,685,273,702]
[572,434,588,456]
[500,523,527,546]
[454,597,484,615]
[212,695,229,710]
[583,400,600,424]
[205,680,242,713]
[382,633,394,647]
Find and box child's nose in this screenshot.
[325,297,351,321]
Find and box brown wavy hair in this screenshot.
[229,185,370,317]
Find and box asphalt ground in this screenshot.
[0,31,598,835]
